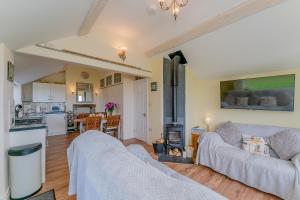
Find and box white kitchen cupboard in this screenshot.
[50,84,65,102]
[24,82,66,103]
[32,82,51,102]
[46,113,66,136]
[22,83,33,102]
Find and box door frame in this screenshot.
[133,78,149,143]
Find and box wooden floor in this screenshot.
[38,132,280,200]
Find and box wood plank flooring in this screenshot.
[38,132,280,200]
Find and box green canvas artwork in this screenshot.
[220,74,295,111]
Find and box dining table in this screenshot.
[74,117,107,134]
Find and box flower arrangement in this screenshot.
[105,102,117,116]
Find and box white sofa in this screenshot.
[68,131,226,200]
[196,123,300,200]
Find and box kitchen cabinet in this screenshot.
[23,82,66,102]
[22,83,33,102]
[33,82,51,102]
[51,84,66,102]
[46,113,66,136]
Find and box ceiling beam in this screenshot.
[78,0,109,36]
[145,0,286,57]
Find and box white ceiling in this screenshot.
[90,0,300,78]
[2,0,300,79]
[0,0,93,50]
[178,0,300,79]
[92,0,248,51]
[14,54,66,84]
[14,54,111,85]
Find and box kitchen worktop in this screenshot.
[45,111,65,114]
[9,123,47,132]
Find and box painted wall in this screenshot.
[197,68,300,130]
[36,71,65,84]
[148,57,164,144]
[99,73,135,140]
[13,83,22,105]
[0,43,14,200]
[45,31,151,72]
[185,66,204,144]
[122,75,135,140]
[65,65,103,112]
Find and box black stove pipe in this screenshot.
[171,55,181,125]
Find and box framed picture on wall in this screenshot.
[114,73,122,84]
[100,78,105,88]
[7,61,14,82]
[151,82,158,91]
[106,75,112,86]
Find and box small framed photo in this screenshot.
[100,78,105,88]
[106,75,112,86]
[7,61,14,82]
[151,82,158,92]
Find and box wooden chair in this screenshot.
[85,116,101,131]
[103,115,120,138]
[77,113,90,119]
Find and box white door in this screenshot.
[134,79,148,142]
[32,82,51,102]
[50,84,66,102]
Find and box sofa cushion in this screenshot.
[216,121,242,147]
[267,129,300,160]
[242,135,270,156]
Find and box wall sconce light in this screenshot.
[95,91,98,96]
[71,89,75,95]
[205,116,211,132]
[118,46,127,63]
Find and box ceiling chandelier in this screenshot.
[158,0,189,20]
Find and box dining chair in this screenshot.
[103,115,120,138]
[85,116,101,131]
[77,113,90,119]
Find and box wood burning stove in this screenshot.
[164,51,187,156]
[166,124,184,155]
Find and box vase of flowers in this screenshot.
[105,102,117,116]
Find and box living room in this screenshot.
[1,0,300,200]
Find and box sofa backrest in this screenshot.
[234,123,287,137]
[217,122,300,137]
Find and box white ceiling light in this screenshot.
[158,0,188,20]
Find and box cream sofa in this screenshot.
[196,123,300,200]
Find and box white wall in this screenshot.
[148,57,164,143]
[0,43,14,200]
[122,75,135,140]
[13,83,22,105]
[197,68,300,130]
[100,74,136,140]
[46,32,151,72]
[65,65,103,112]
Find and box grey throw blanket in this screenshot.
[197,132,300,200]
[67,131,226,200]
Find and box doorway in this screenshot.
[133,78,148,142]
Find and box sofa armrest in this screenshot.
[199,132,225,145]
[292,153,300,168]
